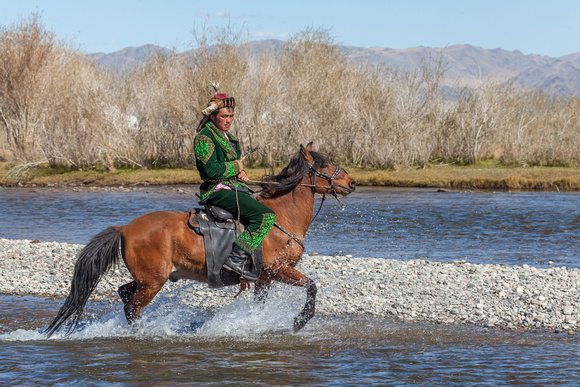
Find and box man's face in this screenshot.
[212,108,234,132]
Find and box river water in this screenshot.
[1,185,579,268]
[1,186,579,384]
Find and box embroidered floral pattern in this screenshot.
[206,122,238,161]
[195,142,209,157]
[224,161,236,178]
[236,213,277,254]
[194,135,214,164]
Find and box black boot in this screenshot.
[223,244,258,282]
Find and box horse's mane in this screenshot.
[259,150,330,198]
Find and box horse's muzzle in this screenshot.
[337,180,356,195]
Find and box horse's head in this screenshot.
[259,143,356,198]
[300,143,356,197]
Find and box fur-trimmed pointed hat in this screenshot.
[196,82,236,132]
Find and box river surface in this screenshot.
[1,293,579,385]
[1,186,579,384]
[1,185,579,268]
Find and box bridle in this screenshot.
[219,158,351,250]
[303,161,345,197]
[272,160,349,249]
[300,160,349,221]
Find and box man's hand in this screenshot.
[237,169,249,182]
[236,159,249,182]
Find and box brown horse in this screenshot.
[44,143,355,337]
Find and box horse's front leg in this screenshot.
[254,279,272,302]
[295,280,317,332]
[272,265,317,332]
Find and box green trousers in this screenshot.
[207,189,277,255]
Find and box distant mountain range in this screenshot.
[88,40,580,97]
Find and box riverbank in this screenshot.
[1,161,580,190]
[1,238,578,334]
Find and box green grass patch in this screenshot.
[1,161,579,191]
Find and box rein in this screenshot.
[246,161,346,217]
[270,160,349,248]
[218,159,348,250]
[305,161,346,222]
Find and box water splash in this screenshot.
[196,296,296,338]
[1,329,44,341]
[1,285,304,342]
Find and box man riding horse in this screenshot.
[44,98,355,336]
[194,86,277,282]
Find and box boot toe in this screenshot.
[223,262,258,282]
[241,271,258,282]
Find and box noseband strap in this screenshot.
[265,159,348,248]
[305,161,345,197]
[300,161,347,222]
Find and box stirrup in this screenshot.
[223,260,257,282]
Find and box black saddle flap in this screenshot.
[194,208,263,289]
[208,205,234,220]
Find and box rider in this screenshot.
[194,88,277,282]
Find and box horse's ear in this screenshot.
[305,142,313,151]
[300,144,314,162]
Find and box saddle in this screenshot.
[188,204,263,289]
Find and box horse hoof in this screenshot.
[293,317,307,332]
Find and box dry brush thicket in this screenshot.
[1,17,579,173]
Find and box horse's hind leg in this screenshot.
[273,265,317,332]
[118,281,138,306]
[123,281,165,325]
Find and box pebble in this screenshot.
[1,238,580,332]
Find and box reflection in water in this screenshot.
[1,295,578,385]
[1,186,579,267]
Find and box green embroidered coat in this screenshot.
[194,122,250,199]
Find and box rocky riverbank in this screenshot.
[1,238,579,334]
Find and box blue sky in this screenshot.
[1,0,579,57]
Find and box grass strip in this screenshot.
[1,162,579,191]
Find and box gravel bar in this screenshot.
[1,238,579,333]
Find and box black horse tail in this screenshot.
[43,226,123,337]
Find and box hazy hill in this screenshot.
[89,41,580,97]
[89,44,172,70]
[510,60,580,97]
